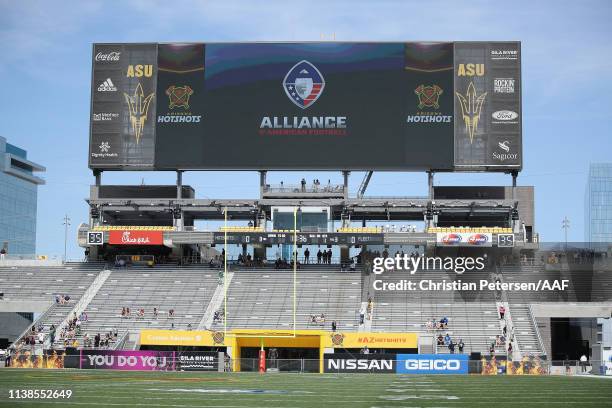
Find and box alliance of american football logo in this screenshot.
[283,60,325,109]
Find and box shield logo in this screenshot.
[414,84,443,109]
[283,60,325,109]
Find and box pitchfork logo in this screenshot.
[283,60,325,109]
[124,83,155,144]
[456,82,487,144]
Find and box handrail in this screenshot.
[113,330,130,350]
[11,302,57,347]
[528,303,547,357]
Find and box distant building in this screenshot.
[0,136,45,256]
[585,163,612,242]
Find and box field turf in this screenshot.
[1,369,611,408]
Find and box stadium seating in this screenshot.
[0,262,103,345]
[368,268,502,354]
[64,264,220,348]
[213,265,362,331]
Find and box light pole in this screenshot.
[62,214,71,263]
[562,216,570,250]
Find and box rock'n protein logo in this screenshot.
[283,60,325,109]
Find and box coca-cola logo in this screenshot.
[95,51,121,62]
[121,231,150,244]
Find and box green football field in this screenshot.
[0,369,611,408]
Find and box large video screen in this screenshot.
[89,42,521,171]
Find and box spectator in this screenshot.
[304,248,310,264]
[37,332,44,345]
[507,341,513,356]
[440,316,449,328]
[499,305,506,320]
[187,323,192,331]
[317,250,322,264]
[301,178,306,192]
[331,321,337,332]
[138,308,145,318]
[448,341,455,354]
[359,311,365,325]
[458,339,465,353]
[437,334,444,346]
[121,307,126,318]
[490,342,496,355]
[444,333,451,345]
[169,309,175,318]
[361,346,369,355]
[580,354,588,373]
[153,307,158,319]
[80,311,88,322]
[0,248,5,260]
[126,307,130,318]
[94,333,100,348]
[327,249,332,264]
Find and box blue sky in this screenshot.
[0,0,611,258]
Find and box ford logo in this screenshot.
[492,110,518,121]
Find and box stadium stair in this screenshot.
[198,271,234,330]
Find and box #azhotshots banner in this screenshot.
[90,42,522,172]
[80,350,175,371]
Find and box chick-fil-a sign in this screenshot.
[108,230,164,246]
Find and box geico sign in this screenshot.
[403,359,461,371]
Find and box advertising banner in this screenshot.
[177,352,218,371]
[323,353,397,373]
[140,329,226,346]
[479,355,507,375]
[90,42,521,172]
[108,230,164,246]
[396,354,469,374]
[436,232,493,247]
[90,43,157,169]
[322,332,418,349]
[8,349,68,369]
[80,350,175,371]
[507,355,547,375]
[454,42,521,169]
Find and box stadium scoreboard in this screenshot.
[212,232,385,245]
[90,42,521,172]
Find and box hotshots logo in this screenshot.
[157,85,202,124]
[124,83,155,144]
[407,85,452,124]
[456,82,487,143]
[260,60,347,136]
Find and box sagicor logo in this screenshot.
[283,60,325,109]
[498,140,510,152]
